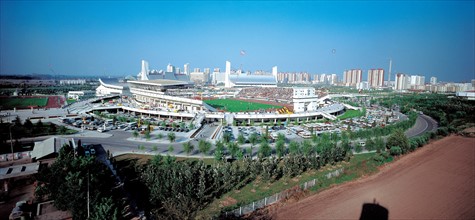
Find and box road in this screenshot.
[405,114,438,138]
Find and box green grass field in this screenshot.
[204,99,282,112]
[0,97,48,109]
[338,109,364,120]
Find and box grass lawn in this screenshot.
[204,99,282,112]
[67,98,77,105]
[338,109,364,120]
[0,97,48,109]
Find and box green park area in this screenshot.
[204,99,282,112]
[0,96,48,109]
[338,109,364,120]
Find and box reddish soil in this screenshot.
[270,135,475,220]
[45,95,65,108]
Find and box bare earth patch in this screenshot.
[269,135,475,219]
[219,197,237,208]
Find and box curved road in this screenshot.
[405,114,438,138]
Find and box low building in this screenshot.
[67,90,95,100]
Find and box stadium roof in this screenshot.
[99,78,129,88]
[230,75,277,85]
[128,79,190,87]
[147,72,190,81]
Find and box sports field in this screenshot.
[0,96,48,109]
[204,99,282,112]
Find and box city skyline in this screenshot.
[1,1,474,82]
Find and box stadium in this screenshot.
[86,60,349,125]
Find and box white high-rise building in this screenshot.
[410,75,425,86]
[430,77,437,85]
[225,61,231,88]
[272,66,278,78]
[140,60,149,80]
[166,63,175,73]
[330,74,338,85]
[395,73,410,90]
[184,63,190,75]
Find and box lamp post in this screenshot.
[9,125,14,161]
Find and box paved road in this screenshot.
[405,114,438,138]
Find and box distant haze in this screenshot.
[0,1,474,82]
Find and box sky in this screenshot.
[1,1,474,82]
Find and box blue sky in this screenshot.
[1,1,474,82]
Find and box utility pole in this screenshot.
[9,125,14,161]
[388,59,392,89]
[87,169,90,219]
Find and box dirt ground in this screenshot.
[270,135,475,220]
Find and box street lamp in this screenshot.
[9,124,14,161]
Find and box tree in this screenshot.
[58,125,67,135]
[132,130,139,139]
[222,132,232,143]
[198,139,211,157]
[167,132,176,143]
[168,145,174,153]
[156,133,163,139]
[237,133,246,145]
[49,122,57,134]
[288,141,300,155]
[258,141,271,158]
[144,130,151,140]
[90,196,120,220]
[227,142,240,159]
[183,142,194,156]
[248,132,259,156]
[386,129,409,153]
[35,145,117,219]
[275,140,286,158]
[302,140,313,157]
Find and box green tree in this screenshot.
[168,145,174,153]
[302,140,313,157]
[248,132,259,156]
[144,130,151,140]
[386,129,409,153]
[132,130,139,139]
[288,141,300,155]
[198,139,211,157]
[156,133,163,139]
[58,125,67,135]
[275,140,286,158]
[167,132,176,143]
[258,141,272,158]
[237,133,246,145]
[183,142,194,156]
[227,142,240,159]
[222,132,232,143]
[90,196,120,220]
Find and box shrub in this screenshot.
[390,146,402,156]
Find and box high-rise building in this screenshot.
[184,63,190,75]
[343,69,362,86]
[410,75,425,86]
[330,74,338,85]
[395,73,410,90]
[139,60,149,80]
[166,63,175,73]
[367,69,384,88]
[225,61,231,88]
[430,77,437,85]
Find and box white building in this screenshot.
[67,90,95,100]
[167,63,175,73]
[292,87,321,113]
[395,73,410,90]
[184,63,190,75]
[410,75,425,86]
[430,77,437,85]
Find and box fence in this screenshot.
[225,168,344,217]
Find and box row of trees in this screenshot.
[35,145,122,219]
[138,144,351,219]
[0,117,72,154]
